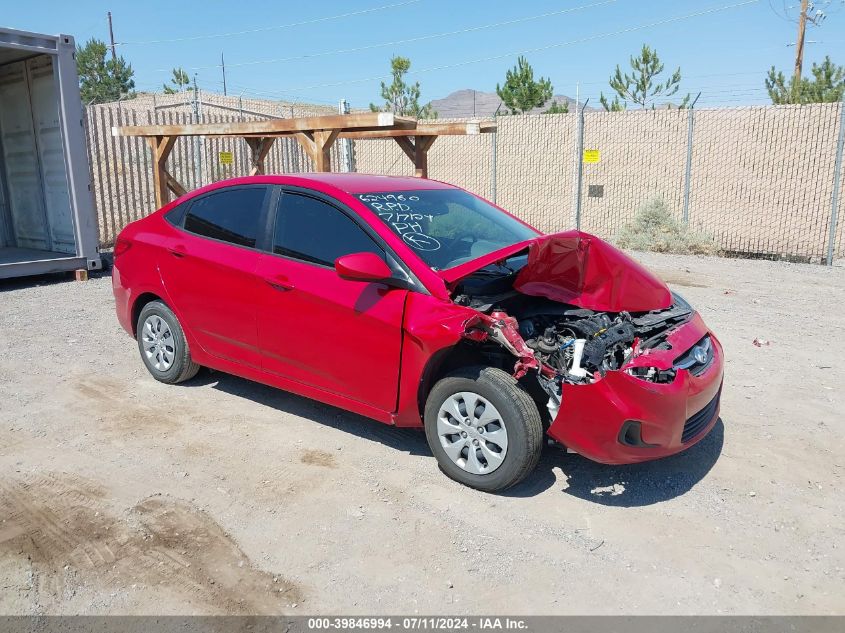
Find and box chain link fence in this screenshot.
[364,103,845,264]
[85,96,845,264]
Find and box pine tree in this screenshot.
[370,56,436,119]
[766,56,845,104]
[600,45,689,111]
[496,56,553,115]
[544,100,569,114]
[76,38,135,104]
[163,67,191,94]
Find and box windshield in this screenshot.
[355,189,539,270]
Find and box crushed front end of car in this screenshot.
[443,230,725,464]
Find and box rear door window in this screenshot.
[273,193,384,266]
[183,186,268,248]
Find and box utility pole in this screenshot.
[107,11,117,61]
[221,52,227,96]
[794,0,809,83]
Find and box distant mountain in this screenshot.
[429,89,590,118]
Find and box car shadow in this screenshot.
[505,419,725,505]
[184,370,724,503]
[184,369,431,456]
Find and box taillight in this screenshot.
[114,237,132,258]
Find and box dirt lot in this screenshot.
[0,252,843,615]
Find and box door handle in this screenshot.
[168,246,187,258]
[264,277,295,292]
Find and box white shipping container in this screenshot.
[0,27,101,279]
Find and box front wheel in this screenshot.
[424,366,543,492]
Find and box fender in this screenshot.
[393,293,485,427]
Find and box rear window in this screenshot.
[183,187,267,248]
[164,201,190,226]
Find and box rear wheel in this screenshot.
[424,366,543,492]
[136,300,200,384]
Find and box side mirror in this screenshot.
[334,252,393,282]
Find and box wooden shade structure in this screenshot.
[112,112,495,207]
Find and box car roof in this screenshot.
[211,173,459,194]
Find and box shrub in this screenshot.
[614,196,720,255]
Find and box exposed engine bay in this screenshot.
[514,301,693,384]
[452,256,695,403]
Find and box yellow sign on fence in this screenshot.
[218,151,234,165]
[583,149,601,164]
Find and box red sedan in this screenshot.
[112,174,723,492]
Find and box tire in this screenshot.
[136,300,200,384]
[424,366,543,492]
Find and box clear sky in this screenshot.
[3,0,845,109]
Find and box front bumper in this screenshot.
[546,312,724,464]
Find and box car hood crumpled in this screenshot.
[441,230,672,312]
[513,230,672,312]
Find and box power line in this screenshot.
[168,0,618,72]
[272,0,762,94]
[115,0,422,46]
[767,0,793,22]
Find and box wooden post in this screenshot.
[165,173,187,197]
[393,136,437,178]
[245,137,276,175]
[145,135,177,207]
[295,130,340,172]
[393,136,416,163]
[314,129,340,172]
[294,132,318,169]
[413,136,436,178]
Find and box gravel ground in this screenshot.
[0,252,843,615]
